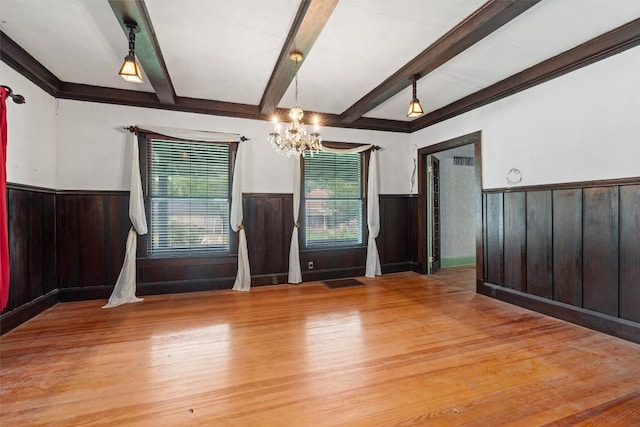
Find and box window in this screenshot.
[146,136,232,256]
[303,149,366,247]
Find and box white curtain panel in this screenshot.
[103,133,148,308]
[365,150,381,277]
[288,155,302,283]
[231,143,251,291]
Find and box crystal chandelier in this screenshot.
[268,51,322,157]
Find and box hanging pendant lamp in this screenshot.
[407,74,424,118]
[119,21,143,83]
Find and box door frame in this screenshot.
[417,131,484,289]
[426,154,441,274]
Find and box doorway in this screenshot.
[417,131,483,291]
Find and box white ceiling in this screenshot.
[2,0,640,126]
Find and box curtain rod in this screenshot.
[123,126,380,149]
[123,126,249,141]
[1,85,26,104]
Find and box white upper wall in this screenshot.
[4,44,639,192]
[54,100,413,193]
[1,62,57,188]
[411,45,640,190]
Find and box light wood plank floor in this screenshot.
[2,270,639,426]
[433,265,476,292]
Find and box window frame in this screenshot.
[137,131,238,258]
[300,141,370,250]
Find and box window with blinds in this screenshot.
[303,150,365,247]
[148,139,230,255]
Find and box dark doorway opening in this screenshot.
[417,131,484,291]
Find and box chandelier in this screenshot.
[268,51,322,157]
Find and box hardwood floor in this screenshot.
[432,265,476,292]
[1,271,639,426]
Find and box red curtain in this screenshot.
[0,88,9,311]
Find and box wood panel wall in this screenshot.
[56,192,131,294]
[481,182,640,337]
[2,188,417,332]
[1,186,57,333]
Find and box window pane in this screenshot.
[304,150,364,247]
[305,199,363,246]
[304,151,361,198]
[149,139,230,255]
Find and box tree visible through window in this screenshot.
[147,138,231,255]
[303,150,365,247]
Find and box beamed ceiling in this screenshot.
[2,0,640,133]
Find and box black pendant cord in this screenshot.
[0,85,26,104]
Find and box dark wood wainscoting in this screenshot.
[247,193,418,283]
[480,179,640,343]
[379,194,419,272]
[56,191,131,295]
[1,185,57,333]
[2,188,417,333]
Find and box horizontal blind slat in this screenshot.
[149,139,231,255]
[303,151,364,247]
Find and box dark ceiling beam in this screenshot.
[108,0,176,104]
[53,83,412,132]
[259,0,339,117]
[0,31,62,96]
[339,0,542,124]
[410,17,640,132]
[4,16,638,135]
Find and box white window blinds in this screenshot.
[303,150,364,247]
[148,139,230,255]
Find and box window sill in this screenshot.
[300,245,366,253]
[138,253,237,267]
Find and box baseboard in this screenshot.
[59,278,238,302]
[0,290,59,335]
[302,266,366,282]
[58,285,114,302]
[381,262,413,274]
[409,261,421,273]
[49,264,415,303]
[251,273,290,286]
[139,278,235,295]
[479,282,640,345]
[441,256,475,268]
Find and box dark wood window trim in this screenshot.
[300,142,370,250]
[137,131,239,259]
[417,131,483,283]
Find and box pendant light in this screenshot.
[118,21,143,83]
[407,74,424,118]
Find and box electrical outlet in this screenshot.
[271,276,278,285]
[308,261,314,270]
